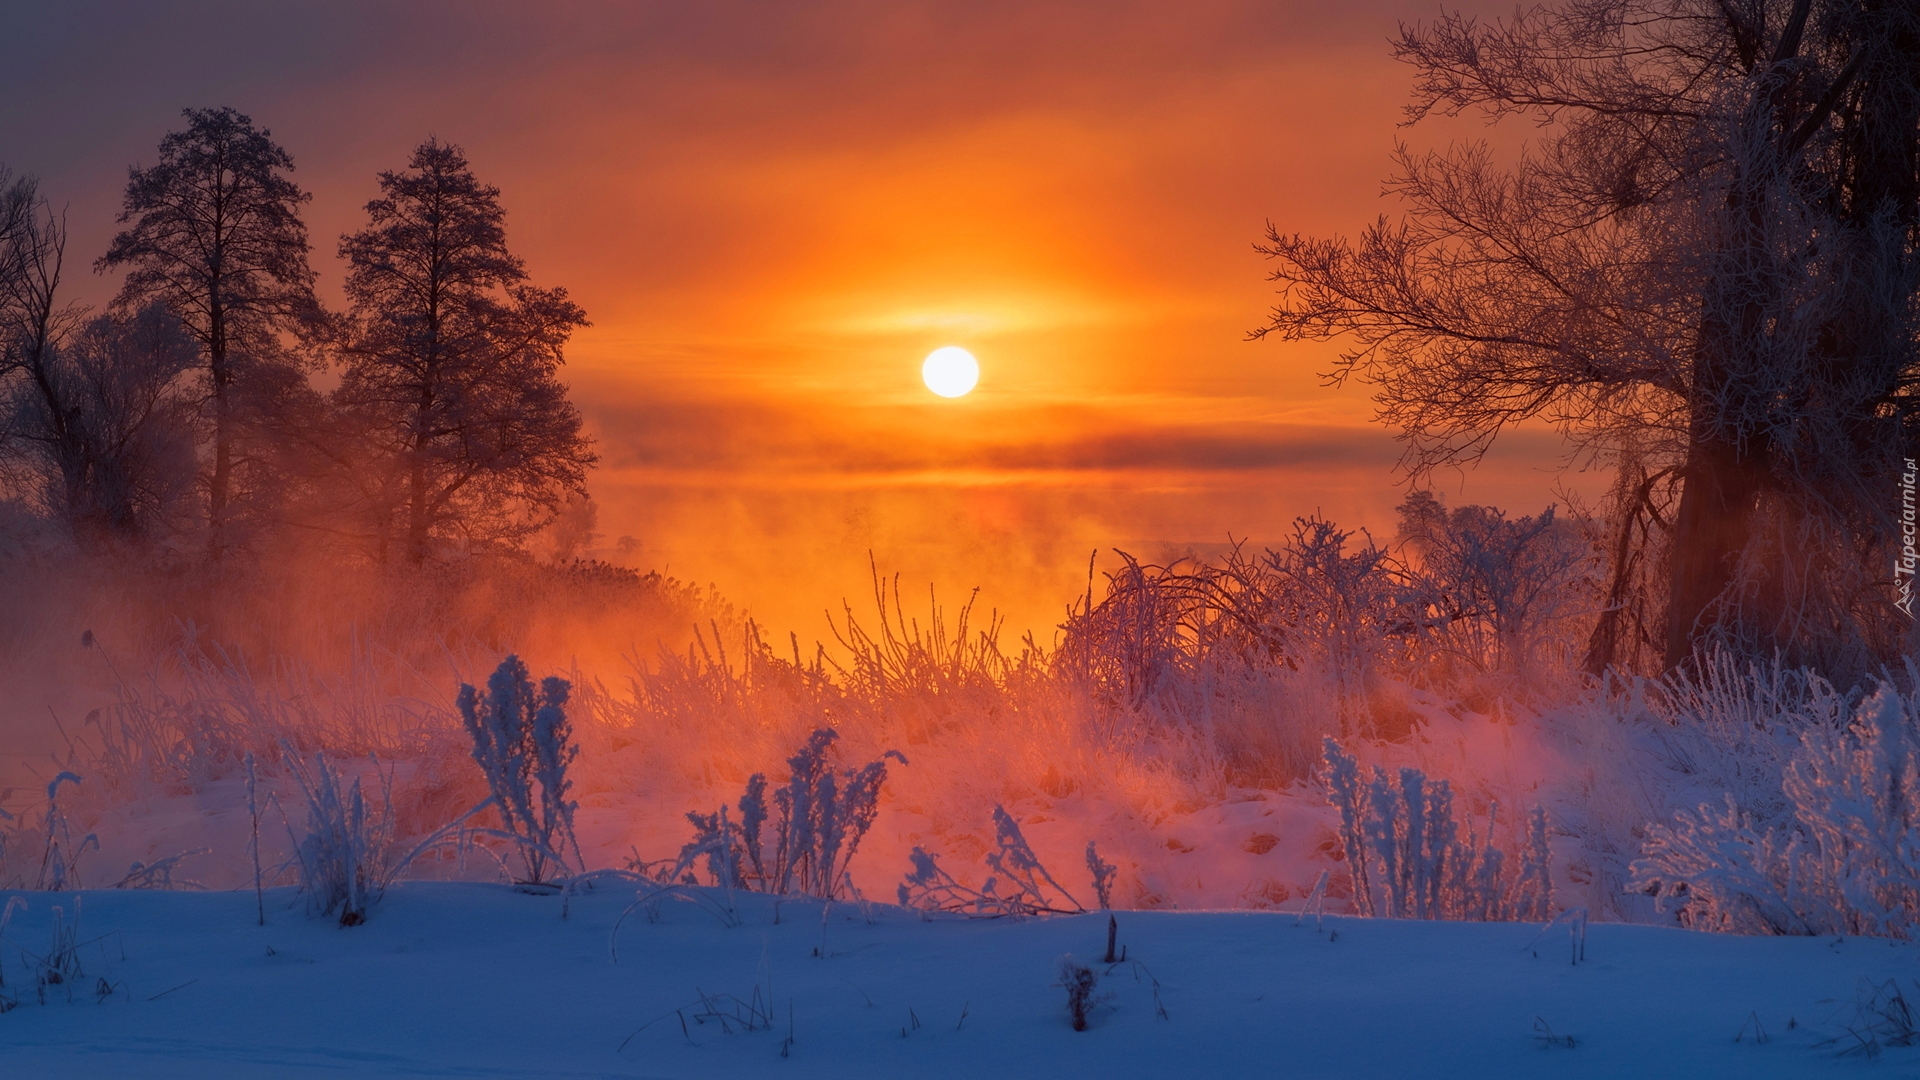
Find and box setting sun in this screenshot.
[921,345,980,398]
[10,5,1903,1072]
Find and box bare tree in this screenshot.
[544,493,600,563]
[6,308,201,542]
[336,138,593,563]
[0,170,88,517]
[1253,0,1919,677]
[0,169,198,543]
[1395,490,1599,680]
[0,169,83,420]
[97,107,321,555]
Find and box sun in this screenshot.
[921,346,979,398]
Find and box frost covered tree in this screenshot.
[1253,0,1920,677]
[7,309,201,543]
[0,169,82,495]
[97,108,322,556]
[336,139,593,563]
[0,170,197,544]
[1394,491,1599,678]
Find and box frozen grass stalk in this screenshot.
[1323,738,1549,921]
[246,751,264,925]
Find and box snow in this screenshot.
[2,882,1913,1078]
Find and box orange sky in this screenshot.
[2,0,1596,639]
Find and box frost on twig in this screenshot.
[458,655,582,886]
[898,805,1088,918]
[674,728,905,900]
[1632,685,1920,938]
[1324,737,1550,921]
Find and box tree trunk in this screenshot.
[1583,465,1666,677]
[407,447,429,564]
[1661,32,1797,670]
[206,218,230,559]
[208,340,231,557]
[1664,434,1768,668]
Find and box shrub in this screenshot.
[1058,957,1103,1031]
[898,805,1086,917]
[286,751,398,925]
[1395,492,1599,683]
[1,773,98,891]
[458,655,581,885]
[1632,684,1920,938]
[676,728,905,899]
[1323,737,1550,920]
[1086,841,1118,910]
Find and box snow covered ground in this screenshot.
[3,882,1915,1078]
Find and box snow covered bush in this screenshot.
[1254,517,1408,708]
[675,728,905,898]
[898,805,1088,917]
[458,655,581,886]
[0,773,98,891]
[1062,520,1407,722]
[1632,684,1920,938]
[286,752,398,925]
[1323,738,1550,920]
[1393,492,1599,685]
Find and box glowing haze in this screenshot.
[0,0,1577,639]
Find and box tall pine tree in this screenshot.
[337,139,593,563]
[98,107,320,555]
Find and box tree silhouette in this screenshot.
[336,139,593,563]
[1253,0,1919,677]
[98,107,320,555]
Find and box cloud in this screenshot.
[582,386,1404,478]
[0,0,1591,635]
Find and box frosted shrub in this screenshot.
[676,728,905,899]
[1256,517,1407,707]
[898,805,1087,917]
[458,655,581,885]
[1063,550,1206,710]
[1063,520,1406,720]
[1632,686,1920,938]
[1086,841,1118,909]
[982,806,1085,911]
[1053,524,1409,779]
[1324,738,1550,920]
[35,901,84,1004]
[2,773,99,891]
[287,752,398,925]
[1394,492,1598,682]
[1643,649,1835,819]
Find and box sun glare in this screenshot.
[921,346,979,398]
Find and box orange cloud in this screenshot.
[3,0,1587,638]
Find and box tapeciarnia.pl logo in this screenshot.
[1900,457,1917,619]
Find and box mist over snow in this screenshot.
[7,0,1920,1077]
